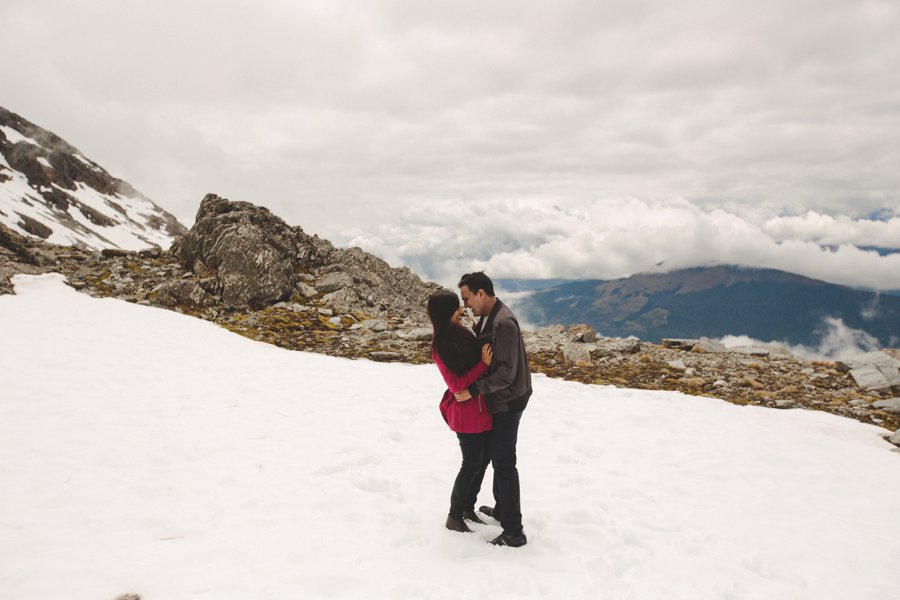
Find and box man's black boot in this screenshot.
[463,509,486,525]
[478,505,495,519]
[489,531,528,547]
[445,514,472,533]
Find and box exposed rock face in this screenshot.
[320,244,441,318]
[662,338,697,351]
[692,337,727,353]
[0,105,186,250]
[170,195,303,308]
[316,272,354,293]
[888,429,900,446]
[836,352,900,372]
[165,194,443,312]
[0,221,42,294]
[836,352,900,394]
[0,221,36,264]
[596,338,642,356]
[561,342,592,365]
[872,398,900,415]
[567,324,597,343]
[154,279,215,308]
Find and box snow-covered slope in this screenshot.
[2,274,899,600]
[0,106,185,250]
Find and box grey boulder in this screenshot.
[888,429,900,447]
[873,398,900,415]
[562,343,592,365]
[692,337,727,353]
[171,194,300,308]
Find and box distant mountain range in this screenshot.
[0,106,185,250]
[499,266,900,348]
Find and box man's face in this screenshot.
[460,285,486,317]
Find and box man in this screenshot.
[455,271,532,547]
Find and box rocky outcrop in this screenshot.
[692,337,728,353]
[162,194,443,313]
[888,429,900,446]
[872,398,900,415]
[662,338,697,351]
[0,221,42,294]
[1,221,37,264]
[836,352,900,394]
[169,195,305,308]
[316,244,442,318]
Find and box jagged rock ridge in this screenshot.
[0,105,186,250]
[156,193,443,314]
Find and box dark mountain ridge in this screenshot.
[514,265,900,348]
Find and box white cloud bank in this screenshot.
[340,198,900,290]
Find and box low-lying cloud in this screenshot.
[762,213,900,249]
[719,316,882,361]
[338,197,900,290]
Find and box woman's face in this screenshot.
[449,305,464,327]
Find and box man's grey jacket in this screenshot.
[466,299,532,414]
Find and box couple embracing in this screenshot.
[427,272,532,548]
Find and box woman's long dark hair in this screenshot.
[427,290,482,376]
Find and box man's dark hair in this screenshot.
[458,271,495,297]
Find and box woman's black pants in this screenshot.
[449,431,491,520]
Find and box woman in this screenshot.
[427,290,493,533]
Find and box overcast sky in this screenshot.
[2,0,899,289]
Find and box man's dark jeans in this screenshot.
[449,431,491,520]
[490,409,524,535]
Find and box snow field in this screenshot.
[1,274,899,599]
